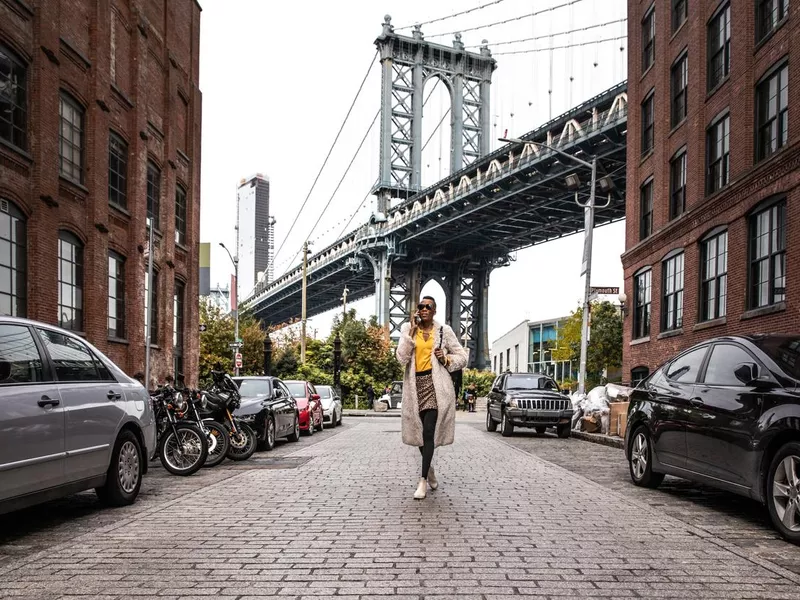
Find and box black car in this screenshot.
[625,334,800,544]
[232,376,300,450]
[485,372,573,438]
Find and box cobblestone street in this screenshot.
[3,416,800,599]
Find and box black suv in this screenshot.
[625,334,800,544]
[485,372,573,438]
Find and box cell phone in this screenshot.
[414,315,421,324]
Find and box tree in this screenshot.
[198,298,265,385]
[552,300,623,388]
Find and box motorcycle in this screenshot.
[151,385,208,476]
[198,370,257,461]
[182,388,230,468]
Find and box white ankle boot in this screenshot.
[428,466,438,490]
[413,477,427,499]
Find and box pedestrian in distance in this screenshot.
[366,384,375,410]
[396,296,468,499]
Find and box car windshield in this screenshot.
[750,336,800,381]
[285,382,307,398]
[506,375,557,390]
[316,386,332,398]
[235,379,271,397]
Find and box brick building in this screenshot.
[622,0,798,382]
[0,0,202,385]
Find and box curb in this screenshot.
[342,410,401,418]
[571,430,625,449]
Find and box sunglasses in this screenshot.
[417,303,435,311]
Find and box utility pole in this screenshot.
[577,158,597,397]
[341,286,349,317]
[301,240,309,364]
[219,242,240,376]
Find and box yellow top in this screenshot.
[415,327,435,372]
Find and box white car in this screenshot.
[316,385,342,427]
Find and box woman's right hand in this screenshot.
[408,312,420,338]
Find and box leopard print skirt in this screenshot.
[415,371,438,412]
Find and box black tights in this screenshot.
[418,409,438,478]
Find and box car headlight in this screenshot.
[238,414,256,423]
[507,398,518,408]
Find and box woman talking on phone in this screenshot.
[396,295,468,499]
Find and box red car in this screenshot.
[284,380,323,435]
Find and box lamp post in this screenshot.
[219,242,240,376]
[499,137,613,396]
[144,217,155,391]
[301,241,310,364]
[333,333,342,394]
[263,334,272,376]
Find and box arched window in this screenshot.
[58,230,84,331]
[0,199,26,316]
[631,366,650,386]
[175,184,187,246]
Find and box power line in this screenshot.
[466,18,627,48]
[494,35,627,56]
[337,182,377,240]
[395,0,508,30]
[272,50,378,267]
[427,0,590,39]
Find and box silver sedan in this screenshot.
[316,385,342,427]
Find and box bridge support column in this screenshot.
[363,250,393,331]
[472,268,491,370]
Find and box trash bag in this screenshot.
[583,386,609,413]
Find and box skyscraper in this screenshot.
[237,174,271,299]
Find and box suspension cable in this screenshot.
[395,0,508,30]
[494,35,627,56]
[272,50,378,267]
[466,18,626,48]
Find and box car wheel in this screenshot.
[766,442,800,544]
[628,427,664,488]
[96,430,142,506]
[258,416,276,452]
[338,410,342,426]
[535,426,547,435]
[500,411,514,437]
[485,410,498,432]
[307,419,314,436]
[287,416,300,442]
[557,424,571,439]
[318,413,324,432]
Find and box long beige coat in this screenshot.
[396,320,469,447]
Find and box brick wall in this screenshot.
[0,0,202,386]
[623,0,800,378]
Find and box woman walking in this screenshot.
[396,296,468,499]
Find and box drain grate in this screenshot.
[223,456,312,470]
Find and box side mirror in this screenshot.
[491,386,501,394]
[561,388,571,397]
[734,362,759,386]
[311,393,321,401]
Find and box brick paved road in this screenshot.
[3,417,800,599]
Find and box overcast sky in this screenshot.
[198,0,629,344]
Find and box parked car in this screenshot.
[284,380,323,435]
[485,372,573,438]
[383,381,402,409]
[0,317,156,515]
[232,376,300,450]
[316,385,342,426]
[625,334,800,544]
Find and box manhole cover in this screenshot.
[224,456,312,470]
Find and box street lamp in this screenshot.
[219,242,240,376]
[499,136,613,396]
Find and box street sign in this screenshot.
[199,324,207,332]
[590,286,620,295]
[235,353,242,369]
[228,341,243,349]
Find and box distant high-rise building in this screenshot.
[237,174,271,298]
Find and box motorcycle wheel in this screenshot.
[202,420,230,468]
[159,423,208,476]
[226,421,257,461]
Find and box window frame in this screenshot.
[633,268,652,340]
[0,323,45,385]
[707,3,731,92]
[108,251,126,339]
[670,52,688,127]
[672,0,688,33]
[641,90,655,156]
[706,112,731,195]
[175,184,187,247]
[631,366,650,387]
[146,160,161,231]
[757,0,789,43]
[108,131,128,210]
[748,198,786,309]
[669,149,687,220]
[661,251,685,332]
[642,5,656,74]
[639,178,654,241]
[0,199,27,317]
[0,43,28,151]
[699,228,728,322]
[57,230,84,332]
[755,60,789,163]
[58,91,85,184]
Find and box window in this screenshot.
[633,269,652,339]
[758,0,789,42]
[514,344,519,372]
[0,324,42,384]
[669,150,687,219]
[108,132,128,209]
[146,161,161,230]
[58,231,83,331]
[38,329,111,382]
[0,44,27,150]
[144,269,158,344]
[708,4,731,91]
[0,200,26,317]
[640,179,654,240]
[631,366,650,387]
[175,185,187,246]
[706,114,730,194]
[703,344,755,386]
[642,6,655,73]
[108,252,125,339]
[173,280,185,385]
[750,200,786,308]
[59,92,84,183]
[672,0,687,32]
[756,63,789,162]
[500,353,503,372]
[671,54,688,127]
[700,230,728,321]
[662,252,685,331]
[506,348,510,371]
[641,92,655,156]
[666,347,707,382]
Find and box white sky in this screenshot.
[199,0,629,344]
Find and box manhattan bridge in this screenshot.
[242,15,628,370]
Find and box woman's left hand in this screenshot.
[434,348,445,363]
